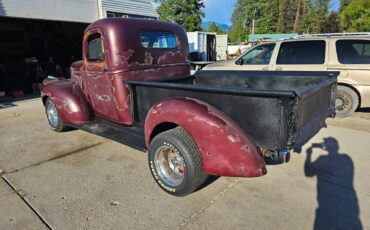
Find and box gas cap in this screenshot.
[338,70,349,79]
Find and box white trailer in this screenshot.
[215,34,228,61]
[187,32,228,62]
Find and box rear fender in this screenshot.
[41,80,93,125]
[145,98,267,177]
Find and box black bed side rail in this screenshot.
[124,80,296,98]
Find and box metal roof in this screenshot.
[249,34,298,42]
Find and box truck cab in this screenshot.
[65,18,190,125]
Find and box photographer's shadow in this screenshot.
[304,137,362,230]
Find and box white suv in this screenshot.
[204,33,370,117]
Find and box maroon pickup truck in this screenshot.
[41,18,338,196]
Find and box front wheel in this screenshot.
[45,98,68,132]
[148,127,208,196]
[335,86,359,118]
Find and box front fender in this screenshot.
[145,98,267,177]
[41,79,93,125]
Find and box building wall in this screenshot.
[0,0,158,23]
[102,0,158,18]
[0,0,99,23]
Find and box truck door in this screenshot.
[273,40,328,71]
[234,43,276,70]
[83,31,119,122]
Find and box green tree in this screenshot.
[228,0,279,43]
[228,20,247,44]
[321,12,341,32]
[206,22,226,34]
[156,0,205,32]
[340,0,370,32]
[340,0,353,11]
[229,0,331,42]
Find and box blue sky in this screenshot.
[202,0,341,25]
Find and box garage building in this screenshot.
[0,0,158,97]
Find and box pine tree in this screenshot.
[229,0,331,42]
[207,22,226,34]
[156,0,205,32]
[321,12,341,32]
[339,0,370,32]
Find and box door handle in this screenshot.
[276,67,283,71]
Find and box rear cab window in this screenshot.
[336,40,370,64]
[140,31,177,49]
[277,40,326,64]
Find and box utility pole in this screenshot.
[252,18,255,35]
[293,0,301,33]
[252,8,257,34]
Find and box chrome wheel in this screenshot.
[335,92,352,113]
[46,101,59,128]
[154,145,185,187]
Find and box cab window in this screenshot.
[87,33,104,62]
[140,31,176,49]
[336,40,370,64]
[237,43,275,65]
[277,40,326,64]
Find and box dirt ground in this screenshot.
[327,108,370,133]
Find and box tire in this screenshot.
[148,127,208,196]
[45,98,68,132]
[335,86,359,118]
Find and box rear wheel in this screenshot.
[335,86,359,118]
[45,98,68,132]
[148,127,208,196]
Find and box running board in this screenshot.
[70,117,146,152]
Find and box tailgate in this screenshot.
[291,77,337,146]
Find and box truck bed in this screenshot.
[126,71,338,152]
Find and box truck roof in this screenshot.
[85,18,189,72]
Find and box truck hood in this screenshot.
[203,59,238,70]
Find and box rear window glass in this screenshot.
[277,41,326,64]
[140,31,176,49]
[336,40,370,64]
[87,33,104,62]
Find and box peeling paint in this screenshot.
[115,49,134,66]
[241,144,251,154]
[95,94,111,102]
[144,52,154,65]
[157,51,183,65]
[228,134,241,143]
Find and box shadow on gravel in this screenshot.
[0,102,17,109]
[196,176,220,192]
[0,94,40,109]
[304,137,362,230]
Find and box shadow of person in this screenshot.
[305,137,362,230]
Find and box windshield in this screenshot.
[237,43,276,65]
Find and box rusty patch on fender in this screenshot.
[241,144,251,154]
[95,94,111,102]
